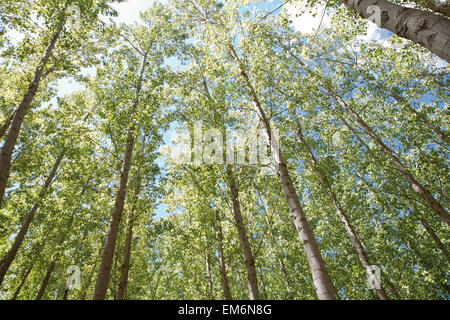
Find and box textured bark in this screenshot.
[0,149,65,285]
[296,123,389,300]
[228,43,337,300]
[338,0,450,61]
[92,48,150,300]
[226,166,260,300]
[214,210,233,300]
[0,19,65,209]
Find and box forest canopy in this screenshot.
[0,0,448,300]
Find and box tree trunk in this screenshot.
[296,121,389,300]
[55,219,90,300]
[214,210,233,300]
[0,149,65,285]
[92,48,150,300]
[79,245,103,300]
[10,226,54,300]
[228,43,337,300]
[338,0,450,61]
[0,19,65,209]
[225,166,260,300]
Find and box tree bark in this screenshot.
[92,47,150,300]
[225,166,260,300]
[338,0,450,62]
[0,19,65,209]
[0,149,65,285]
[228,43,337,300]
